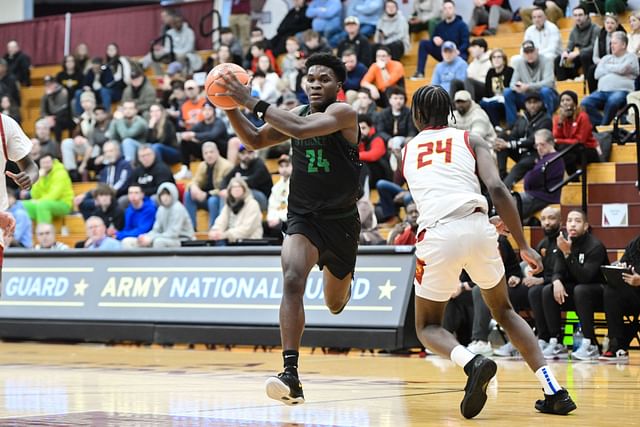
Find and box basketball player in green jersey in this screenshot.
[217,53,361,405]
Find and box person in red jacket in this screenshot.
[249,41,281,76]
[358,114,391,189]
[552,90,601,175]
[387,202,418,245]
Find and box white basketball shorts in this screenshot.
[414,211,505,302]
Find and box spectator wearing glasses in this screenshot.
[513,129,564,221]
[479,48,513,126]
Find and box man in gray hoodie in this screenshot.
[373,0,410,60]
[555,5,600,81]
[124,182,194,248]
[581,31,639,126]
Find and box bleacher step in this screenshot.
[588,182,640,204]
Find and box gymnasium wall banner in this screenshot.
[0,247,416,328]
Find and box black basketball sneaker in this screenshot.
[265,371,305,405]
[535,388,577,415]
[460,354,497,419]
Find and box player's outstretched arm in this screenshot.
[218,71,357,143]
[470,133,543,274]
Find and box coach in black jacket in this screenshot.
[527,206,562,343]
[542,209,609,350]
[494,90,552,189]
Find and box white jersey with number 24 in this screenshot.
[402,126,488,232]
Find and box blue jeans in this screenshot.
[479,100,505,127]
[376,179,412,219]
[122,138,142,162]
[325,26,345,48]
[252,190,268,211]
[184,190,221,230]
[152,143,181,165]
[416,40,442,75]
[75,88,113,113]
[580,90,629,126]
[504,87,559,126]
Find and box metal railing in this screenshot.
[612,103,640,190]
[199,7,222,41]
[149,34,174,63]
[542,143,588,213]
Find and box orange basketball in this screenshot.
[205,63,250,110]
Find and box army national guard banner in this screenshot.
[0,247,416,329]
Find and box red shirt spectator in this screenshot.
[393,225,417,245]
[250,45,281,75]
[553,90,598,149]
[552,111,597,149]
[358,126,386,162]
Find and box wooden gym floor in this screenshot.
[0,342,636,426]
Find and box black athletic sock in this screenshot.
[283,349,299,378]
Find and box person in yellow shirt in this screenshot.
[22,154,73,224]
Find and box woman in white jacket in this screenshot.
[209,177,263,245]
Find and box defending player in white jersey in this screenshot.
[404,86,576,419]
[0,114,39,277]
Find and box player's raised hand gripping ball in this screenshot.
[205,63,250,110]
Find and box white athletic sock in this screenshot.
[535,365,562,395]
[450,345,476,368]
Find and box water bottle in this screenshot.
[572,325,583,352]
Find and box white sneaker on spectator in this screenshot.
[174,165,192,180]
[572,338,600,361]
[467,340,493,356]
[538,339,549,353]
[543,338,569,360]
[493,341,520,358]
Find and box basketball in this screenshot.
[205,63,250,110]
